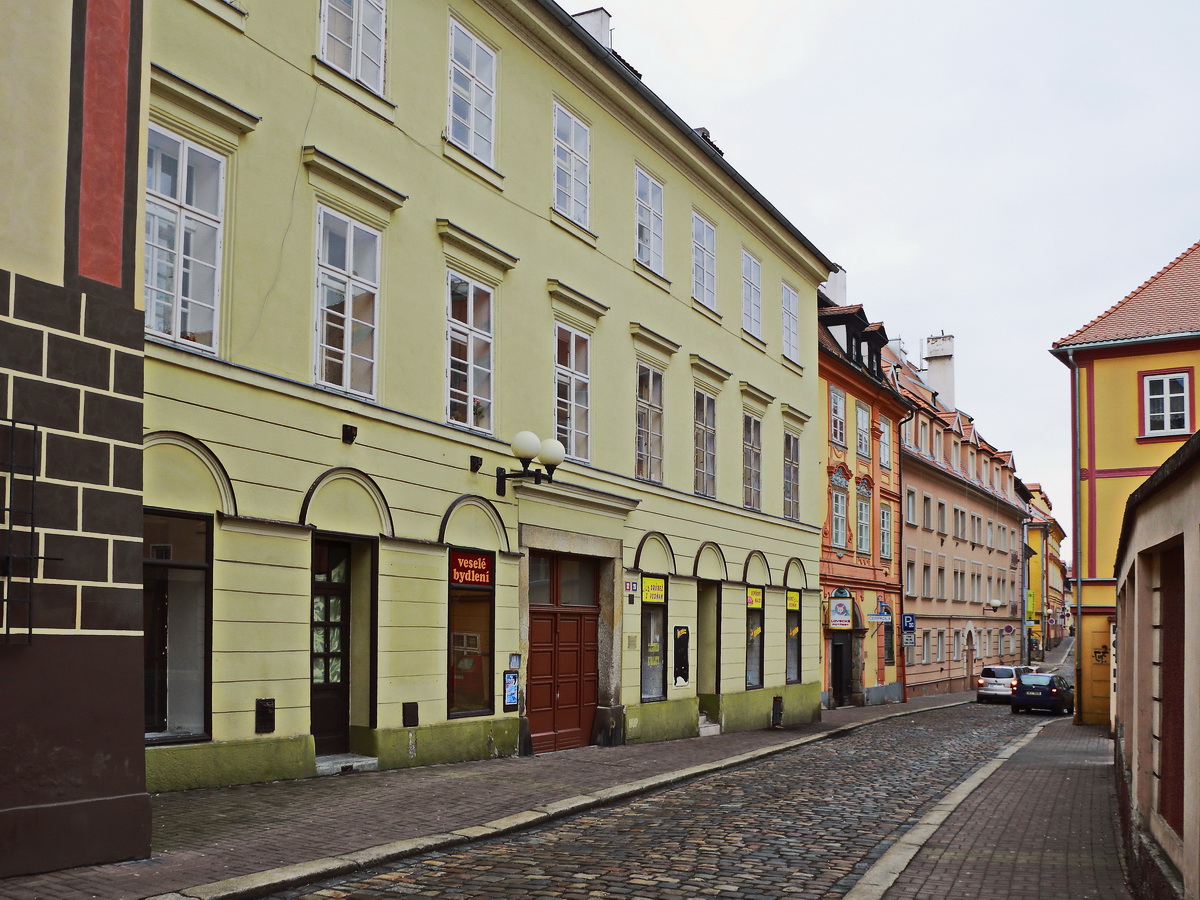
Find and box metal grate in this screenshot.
[2,417,40,645]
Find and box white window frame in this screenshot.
[879,504,893,559]
[692,213,716,309]
[937,565,946,600]
[856,404,871,458]
[921,630,931,665]
[636,363,664,483]
[831,490,848,549]
[694,389,717,498]
[1143,372,1191,436]
[446,269,494,432]
[936,630,945,663]
[447,18,496,165]
[905,489,917,525]
[555,323,590,461]
[856,497,870,554]
[879,417,892,469]
[781,282,799,361]
[635,167,664,274]
[905,560,916,597]
[922,563,932,598]
[830,388,846,446]
[315,206,379,398]
[553,102,589,228]
[144,124,225,351]
[742,413,762,511]
[320,0,386,94]
[783,432,800,521]
[741,250,762,337]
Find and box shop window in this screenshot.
[640,576,667,702]
[785,590,801,684]
[144,512,212,743]
[448,549,495,716]
[746,587,764,689]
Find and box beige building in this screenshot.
[141,0,834,790]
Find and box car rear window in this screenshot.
[982,667,1014,678]
[1020,674,1053,685]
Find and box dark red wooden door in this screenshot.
[528,609,598,753]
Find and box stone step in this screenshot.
[697,713,721,737]
[315,753,379,776]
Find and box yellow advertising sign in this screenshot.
[746,587,763,609]
[642,576,666,604]
[786,590,800,611]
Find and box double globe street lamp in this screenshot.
[495,431,566,496]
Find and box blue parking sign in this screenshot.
[901,613,916,633]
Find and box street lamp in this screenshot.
[981,597,1002,614]
[495,431,566,496]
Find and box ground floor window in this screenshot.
[785,590,801,683]
[746,587,764,689]
[448,549,495,716]
[640,575,667,701]
[144,512,212,742]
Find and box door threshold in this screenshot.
[315,753,379,776]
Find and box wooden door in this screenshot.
[311,540,351,755]
[528,609,598,753]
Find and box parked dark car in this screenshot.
[1011,673,1074,715]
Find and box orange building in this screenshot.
[1052,240,1200,725]
[817,287,909,706]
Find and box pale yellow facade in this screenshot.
[143,0,831,789]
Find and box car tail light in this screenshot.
[1051,688,1058,695]
[978,678,985,687]
[1010,680,1018,691]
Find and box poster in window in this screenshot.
[746,587,763,609]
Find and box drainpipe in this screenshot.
[1067,347,1083,724]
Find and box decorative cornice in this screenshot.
[739,381,775,411]
[629,323,680,359]
[150,64,259,136]
[689,354,731,385]
[303,146,407,213]
[548,280,609,326]
[437,218,519,273]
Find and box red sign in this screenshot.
[450,551,493,586]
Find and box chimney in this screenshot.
[820,268,848,306]
[923,333,955,410]
[572,7,612,50]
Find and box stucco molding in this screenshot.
[143,430,238,516]
[437,494,511,554]
[299,466,395,538]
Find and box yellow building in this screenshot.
[1022,483,1068,656]
[1052,240,1200,725]
[142,0,834,790]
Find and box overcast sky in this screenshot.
[564,0,1200,550]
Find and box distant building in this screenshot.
[0,0,148,877]
[886,336,1026,697]
[1113,431,1200,900]
[816,286,909,707]
[1051,240,1200,726]
[1022,483,1069,653]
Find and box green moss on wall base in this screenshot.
[361,718,519,769]
[146,735,315,792]
[717,681,821,734]
[625,697,698,744]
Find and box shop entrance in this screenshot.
[527,552,600,753]
[830,638,851,707]
[696,580,721,696]
[311,540,352,755]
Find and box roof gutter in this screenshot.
[1050,329,1200,362]
[528,0,837,274]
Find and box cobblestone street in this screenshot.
[273,704,1041,900]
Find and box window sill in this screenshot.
[315,380,377,403]
[741,330,767,353]
[691,298,722,324]
[186,0,246,31]
[640,695,667,704]
[549,208,597,247]
[633,260,671,292]
[1136,432,1192,444]
[311,56,396,123]
[781,355,805,377]
[442,138,505,191]
[448,708,496,719]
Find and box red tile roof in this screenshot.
[1053,240,1200,349]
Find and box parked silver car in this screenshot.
[976,664,1037,703]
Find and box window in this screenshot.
[937,565,946,600]
[144,513,211,742]
[145,125,223,350]
[879,417,892,468]
[786,591,802,684]
[316,207,379,397]
[448,19,495,165]
[746,589,764,689]
[922,563,932,598]
[830,388,846,445]
[971,514,983,544]
[692,213,716,308]
[919,422,928,453]
[905,489,917,525]
[937,501,947,534]
[694,390,717,498]
[742,413,762,510]
[933,429,943,460]
[883,620,894,665]
[922,495,933,530]
[555,324,590,460]
[986,520,994,548]
[879,504,893,559]
[936,630,945,663]
[552,103,589,227]
[448,550,495,716]
[831,491,848,548]
[856,404,871,458]
[447,270,493,431]
[953,508,967,539]
[783,432,800,521]
[781,283,799,361]
[321,0,386,93]
[640,577,667,702]
[856,498,871,554]
[953,630,962,661]
[1144,372,1190,435]
[636,363,664,482]
[905,560,916,597]
[635,167,664,273]
[741,251,762,337]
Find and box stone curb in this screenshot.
[843,715,1061,900]
[147,699,973,900]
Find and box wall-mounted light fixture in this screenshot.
[496,431,566,496]
[982,597,1003,614]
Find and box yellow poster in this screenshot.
[786,590,800,611]
[746,587,763,609]
[642,576,666,604]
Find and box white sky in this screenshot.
[564,0,1200,550]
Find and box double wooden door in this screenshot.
[527,608,598,753]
